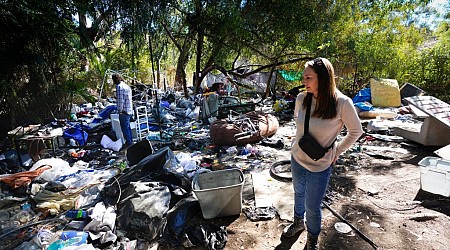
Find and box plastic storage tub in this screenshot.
[192,169,244,219]
[418,157,450,197]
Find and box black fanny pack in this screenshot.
[299,134,335,161]
[298,93,335,161]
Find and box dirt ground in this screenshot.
[4,111,448,250]
[170,119,450,250]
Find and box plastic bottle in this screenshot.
[13,203,36,224]
[66,209,88,219]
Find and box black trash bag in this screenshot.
[80,148,112,165]
[243,206,277,221]
[180,224,228,250]
[101,146,191,206]
[86,122,113,144]
[160,196,201,247]
[116,181,171,241]
[162,92,176,104]
[126,139,154,166]
[44,181,67,192]
[0,160,13,174]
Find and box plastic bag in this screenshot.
[100,135,122,152]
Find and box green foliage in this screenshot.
[317,0,436,97]
[0,0,79,127]
[401,21,450,102]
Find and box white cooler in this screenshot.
[418,157,450,197]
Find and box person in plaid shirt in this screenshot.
[112,73,134,150]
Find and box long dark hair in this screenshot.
[302,58,337,119]
[112,73,124,84]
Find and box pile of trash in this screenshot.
[0,78,449,250]
[0,89,282,249]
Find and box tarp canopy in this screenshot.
[278,70,302,82]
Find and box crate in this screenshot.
[192,169,244,219]
[418,157,450,197]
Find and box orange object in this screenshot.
[0,165,51,189]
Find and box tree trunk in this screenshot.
[149,36,157,88]
[174,35,194,98]
[264,65,276,99]
[175,52,189,97]
[195,32,203,94]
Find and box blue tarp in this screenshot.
[352,88,371,103]
[98,105,117,119]
[63,123,90,146]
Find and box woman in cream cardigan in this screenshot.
[282,58,363,250]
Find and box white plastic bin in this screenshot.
[418,157,450,197]
[192,169,244,219]
[111,113,137,143]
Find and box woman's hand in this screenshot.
[332,156,338,165]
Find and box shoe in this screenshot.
[282,217,305,237]
[306,232,319,250]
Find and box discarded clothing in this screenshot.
[0,165,51,189]
[100,134,122,152]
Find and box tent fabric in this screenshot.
[0,165,51,188]
[279,70,302,82]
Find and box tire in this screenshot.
[269,160,292,182]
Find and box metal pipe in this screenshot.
[322,202,378,249]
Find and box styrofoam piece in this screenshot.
[192,169,244,219]
[418,157,450,197]
[367,120,389,131]
[434,144,450,161]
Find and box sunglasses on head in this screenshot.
[312,58,329,77]
[313,58,323,65]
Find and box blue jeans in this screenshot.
[119,113,133,146]
[291,157,331,237]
